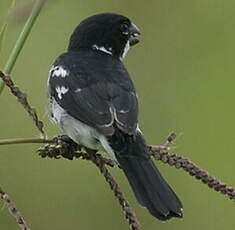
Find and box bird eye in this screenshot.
[120,23,129,35]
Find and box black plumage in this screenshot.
[49,50,138,136]
[48,13,183,220]
[109,128,182,220]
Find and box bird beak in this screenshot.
[129,23,141,46]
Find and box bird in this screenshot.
[48,13,183,220]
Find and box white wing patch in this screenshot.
[50,65,69,78]
[55,86,69,99]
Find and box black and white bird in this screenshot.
[48,13,183,220]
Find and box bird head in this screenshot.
[68,13,141,59]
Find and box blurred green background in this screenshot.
[1,0,235,229]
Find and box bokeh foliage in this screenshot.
[1,0,235,229]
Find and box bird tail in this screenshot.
[108,130,183,220]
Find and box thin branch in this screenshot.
[0,138,53,145]
[0,186,30,230]
[150,133,235,201]
[0,72,46,138]
[85,148,140,230]
[152,150,235,200]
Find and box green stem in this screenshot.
[0,0,46,94]
[0,137,53,145]
[0,23,7,59]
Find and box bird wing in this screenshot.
[48,54,138,136]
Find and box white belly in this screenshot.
[49,97,116,159]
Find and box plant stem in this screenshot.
[0,23,8,60]
[0,0,46,94]
[0,186,31,230]
[0,138,53,145]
